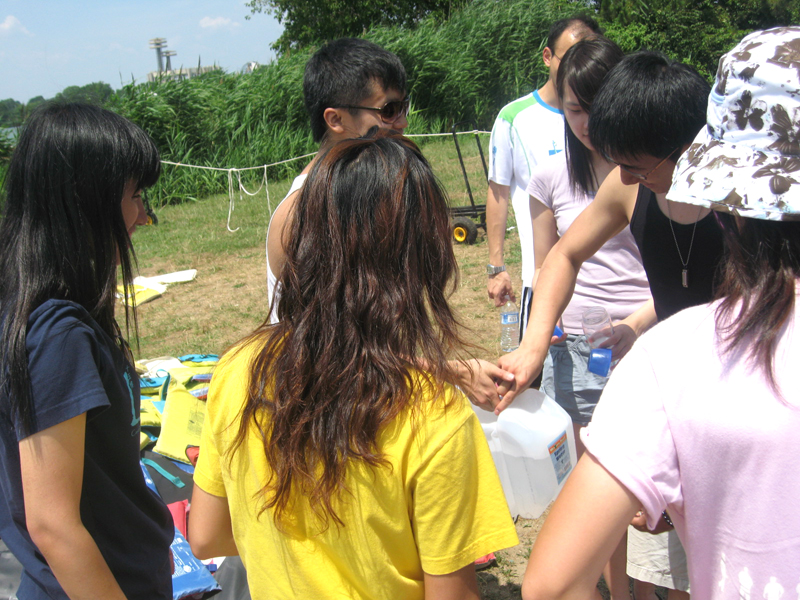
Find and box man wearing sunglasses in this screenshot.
[486,16,600,342]
[266,38,514,412]
[267,37,409,324]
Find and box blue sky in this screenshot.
[0,0,284,103]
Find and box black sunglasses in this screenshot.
[336,97,410,124]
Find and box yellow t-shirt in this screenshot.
[194,342,518,599]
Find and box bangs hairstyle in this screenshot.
[589,51,710,161]
[556,36,623,195]
[303,38,407,143]
[0,102,160,434]
[714,215,800,396]
[235,129,466,530]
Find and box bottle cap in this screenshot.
[587,348,612,377]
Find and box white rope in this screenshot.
[226,170,239,233]
[236,169,266,196]
[159,130,490,232]
[161,151,318,173]
[157,131,488,173]
[264,151,318,167]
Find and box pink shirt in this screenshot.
[527,153,650,333]
[584,295,800,598]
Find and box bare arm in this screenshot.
[424,563,480,600]
[20,414,129,600]
[452,358,514,412]
[486,181,515,305]
[530,194,560,291]
[266,188,300,281]
[495,174,637,411]
[189,485,238,559]
[601,298,657,360]
[412,357,514,412]
[521,454,640,600]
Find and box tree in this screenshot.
[598,0,800,81]
[27,96,45,111]
[246,0,470,53]
[0,99,22,128]
[54,82,113,106]
[598,0,798,27]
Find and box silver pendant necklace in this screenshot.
[665,200,702,288]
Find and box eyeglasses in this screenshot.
[336,97,410,124]
[604,148,680,181]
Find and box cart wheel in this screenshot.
[452,216,478,245]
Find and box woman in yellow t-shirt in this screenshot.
[189,130,518,599]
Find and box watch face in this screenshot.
[486,264,506,276]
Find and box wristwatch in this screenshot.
[486,264,506,276]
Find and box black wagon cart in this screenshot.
[449,120,489,245]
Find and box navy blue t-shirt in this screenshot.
[0,300,173,600]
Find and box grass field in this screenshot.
[127,134,520,360]
[124,135,559,598]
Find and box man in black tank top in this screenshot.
[496,49,725,600]
[629,186,724,321]
[497,50,724,410]
[590,52,725,322]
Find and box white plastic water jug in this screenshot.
[470,405,516,517]
[495,388,577,518]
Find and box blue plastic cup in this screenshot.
[588,348,613,377]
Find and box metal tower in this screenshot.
[149,38,167,72]
[163,50,177,72]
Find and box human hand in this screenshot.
[494,348,544,414]
[457,359,515,412]
[487,271,515,307]
[596,322,637,360]
[630,509,674,534]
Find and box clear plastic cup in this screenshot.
[582,307,614,349]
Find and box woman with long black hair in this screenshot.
[0,103,173,599]
[190,130,518,599]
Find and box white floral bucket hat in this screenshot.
[667,26,800,220]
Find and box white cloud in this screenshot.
[199,16,239,30]
[0,15,31,36]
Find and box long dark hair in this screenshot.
[234,130,466,529]
[0,102,161,434]
[714,215,800,393]
[556,37,623,195]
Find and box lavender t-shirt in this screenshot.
[584,295,800,598]
[526,153,650,333]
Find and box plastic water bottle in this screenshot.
[500,297,520,353]
[494,388,577,518]
[470,404,517,516]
